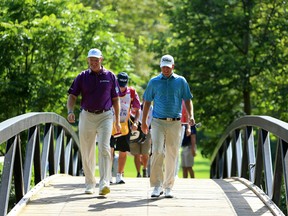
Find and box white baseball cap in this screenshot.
[160,54,174,68]
[87,48,102,58]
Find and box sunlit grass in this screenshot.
[193,152,210,178]
[95,147,211,179]
[0,148,211,180]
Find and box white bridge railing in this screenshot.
[0,112,81,216]
[210,115,288,214]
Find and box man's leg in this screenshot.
[79,111,97,191]
[134,154,142,177]
[97,111,113,195]
[141,154,149,177]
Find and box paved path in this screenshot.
[10,175,279,216]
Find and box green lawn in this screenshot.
[0,148,211,180]
[95,147,211,179]
[192,151,211,178]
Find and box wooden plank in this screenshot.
[10,175,275,216]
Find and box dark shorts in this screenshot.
[110,133,131,152]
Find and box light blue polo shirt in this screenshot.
[143,73,193,118]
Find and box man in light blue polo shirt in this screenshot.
[141,54,195,198]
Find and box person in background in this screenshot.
[67,48,121,196]
[130,104,153,178]
[141,54,195,198]
[110,72,141,184]
[181,124,197,178]
[175,100,190,177]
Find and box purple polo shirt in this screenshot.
[68,67,120,110]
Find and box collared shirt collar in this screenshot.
[119,87,128,97]
[88,66,106,75]
[160,72,175,79]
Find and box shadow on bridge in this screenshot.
[8,175,280,216]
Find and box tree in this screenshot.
[153,0,288,156]
[80,0,170,96]
[0,0,134,121]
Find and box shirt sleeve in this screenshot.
[111,73,120,98]
[131,91,141,109]
[182,77,193,100]
[143,80,154,102]
[67,74,82,96]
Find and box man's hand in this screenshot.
[115,121,121,134]
[191,147,196,157]
[67,113,75,123]
[131,122,138,131]
[141,122,149,135]
[67,94,77,123]
[189,118,195,126]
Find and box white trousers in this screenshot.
[79,110,113,187]
[150,118,182,189]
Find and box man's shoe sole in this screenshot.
[99,186,110,195]
[85,189,94,194]
[151,191,163,198]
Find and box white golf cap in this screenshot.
[160,54,174,68]
[87,48,102,58]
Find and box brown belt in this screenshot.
[84,109,110,114]
[155,117,181,121]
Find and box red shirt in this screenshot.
[181,100,188,124]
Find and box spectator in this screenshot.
[110,72,141,184]
[181,124,197,178]
[130,104,153,178]
[175,100,191,177]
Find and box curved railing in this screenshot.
[0,112,81,216]
[210,115,288,214]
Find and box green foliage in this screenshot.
[153,0,288,157]
[82,0,170,95]
[0,0,287,159]
[0,0,134,121]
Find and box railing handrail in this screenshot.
[211,115,288,162]
[210,115,288,215]
[0,112,81,216]
[0,112,79,145]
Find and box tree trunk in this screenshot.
[243,89,251,115]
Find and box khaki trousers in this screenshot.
[79,110,113,187]
[150,118,182,189]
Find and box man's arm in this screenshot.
[184,99,195,126]
[67,94,77,123]
[131,108,140,131]
[112,97,121,133]
[141,100,152,134]
[190,132,197,157]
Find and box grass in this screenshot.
[192,151,211,178]
[95,147,211,179]
[0,149,210,181]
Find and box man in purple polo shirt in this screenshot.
[67,48,121,196]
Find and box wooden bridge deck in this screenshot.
[9,174,279,216]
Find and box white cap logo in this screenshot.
[160,55,174,68]
[87,48,102,58]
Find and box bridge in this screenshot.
[0,113,287,215]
